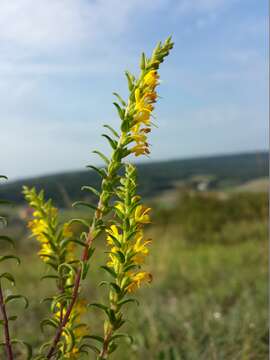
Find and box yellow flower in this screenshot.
[38,242,53,262]
[63,223,73,238]
[132,232,151,264]
[107,245,119,268]
[127,271,152,292]
[133,110,151,125]
[106,225,122,246]
[131,144,150,157]
[134,205,151,224]
[66,242,76,262]
[131,133,147,144]
[134,89,154,114]
[143,70,159,88]
[28,219,47,238]
[114,202,125,214]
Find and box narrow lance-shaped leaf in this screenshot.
[5,294,29,309]
[92,150,110,165]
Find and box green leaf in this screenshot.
[110,333,133,344]
[8,315,18,321]
[79,343,100,355]
[106,233,121,248]
[113,92,126,106]
[88,247,95,260]
[86,165,107,178]
[0,255,20,265]
[140,52,146,70]
[103,124,120,139]
[0,235,14,248]
[40,297,53,304]
[81,186,100,197]
[113,102,125,120]
[110,282,121,294]
[68,218,89,228]
[62,327,75,353]
[108,341,118,354]
[125,71,135,91]
[5,294,29,309]
[33,354,48,360]
[117,298,139,307]
[100,266,117,278]
[107,309,117,324]
[40,274,59,281]
[11,339,32,360]
[0,272,15,286]
[60,238,86,249]
[89,303,108,313]
[40,318,59,333]
[72,201,98,211]
[38,341,52,356]
[92,150,110,165]
[110,250,125,264]
[58,263,76,277]
[81,260,90,280]
[102,134,117,150]
[83,335,104,344]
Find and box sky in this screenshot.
[0,0,268,180]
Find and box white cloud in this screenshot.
[176,0,230,15]
[0,0,161,57]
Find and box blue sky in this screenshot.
[0,0,268,179]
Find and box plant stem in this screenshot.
[99,329,113,360]
[46,131,126,358]
[46,215,99,358]
[0,282,13,360]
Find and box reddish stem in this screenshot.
[0,283,13,360]
[46,224,96,358]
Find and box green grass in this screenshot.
[0,221,268,359]
[0,189,268,359]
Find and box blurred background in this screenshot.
[0,0,268,359]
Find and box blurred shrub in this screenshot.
[154,191,268,245]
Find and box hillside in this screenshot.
[0,151,268,207]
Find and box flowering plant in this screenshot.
[0,38,173,359]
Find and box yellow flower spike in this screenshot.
[22,39,173,360]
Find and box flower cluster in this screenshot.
[23,187,89,359]
[122,38,173,157]
[93,164,152,358]
[56,299,89,359]
[14,39,173,360]
[107,186,152,292]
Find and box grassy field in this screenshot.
[0,189,268,359]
